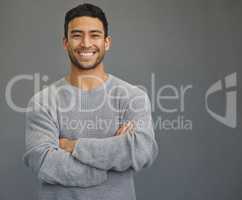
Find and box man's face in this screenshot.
[64,16,111,70]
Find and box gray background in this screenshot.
[0,0,241,200]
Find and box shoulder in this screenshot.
[109,74,149,100]
[27,78,65,108]
[109,74,151,113]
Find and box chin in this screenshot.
[76,63,98,70]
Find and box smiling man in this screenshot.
[23,3,158,200]
[65,16,110,71]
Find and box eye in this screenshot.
[91,34,101,38]
[72,34,82,39]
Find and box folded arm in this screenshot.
[71,93,159,172]
[23,99,107,187]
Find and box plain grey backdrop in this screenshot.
[0,0,241,199]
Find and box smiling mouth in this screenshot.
[76,50,96,58]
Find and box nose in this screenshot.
[81,35,92,48]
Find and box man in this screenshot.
[23,3,158,200]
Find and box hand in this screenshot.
[59,138,77,153]
[115,121,136,136]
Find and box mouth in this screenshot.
[76,50,97,58]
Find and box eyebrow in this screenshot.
[70,29,104,34]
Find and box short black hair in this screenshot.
[64,3,108,39]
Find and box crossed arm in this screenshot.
[23,100,108,187]
[23,94,158,187]
[59,94,158,172]
[59,121,135,153]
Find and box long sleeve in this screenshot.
[23,99,107,187]
[72,93,159,172]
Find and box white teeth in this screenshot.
[79,52,94,56]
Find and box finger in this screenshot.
[129,121,136,134]
[116,126,126,135]
[115,123,128,136]
[116,121,134,136]
[124,121,135,135]
[119,121,133,135]
[115,126,122,136]
[128,124,134,134]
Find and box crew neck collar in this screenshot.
[62,73,113,94]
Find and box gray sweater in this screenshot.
[23,73,158,200]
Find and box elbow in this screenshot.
[132,139,159,172]
[150,140,159,165]
[23,146,53,178]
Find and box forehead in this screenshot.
[68,16,104,33]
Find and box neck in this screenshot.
[66,63,109,91]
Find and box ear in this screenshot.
[104,36,112,51]
[63,37,68,50]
